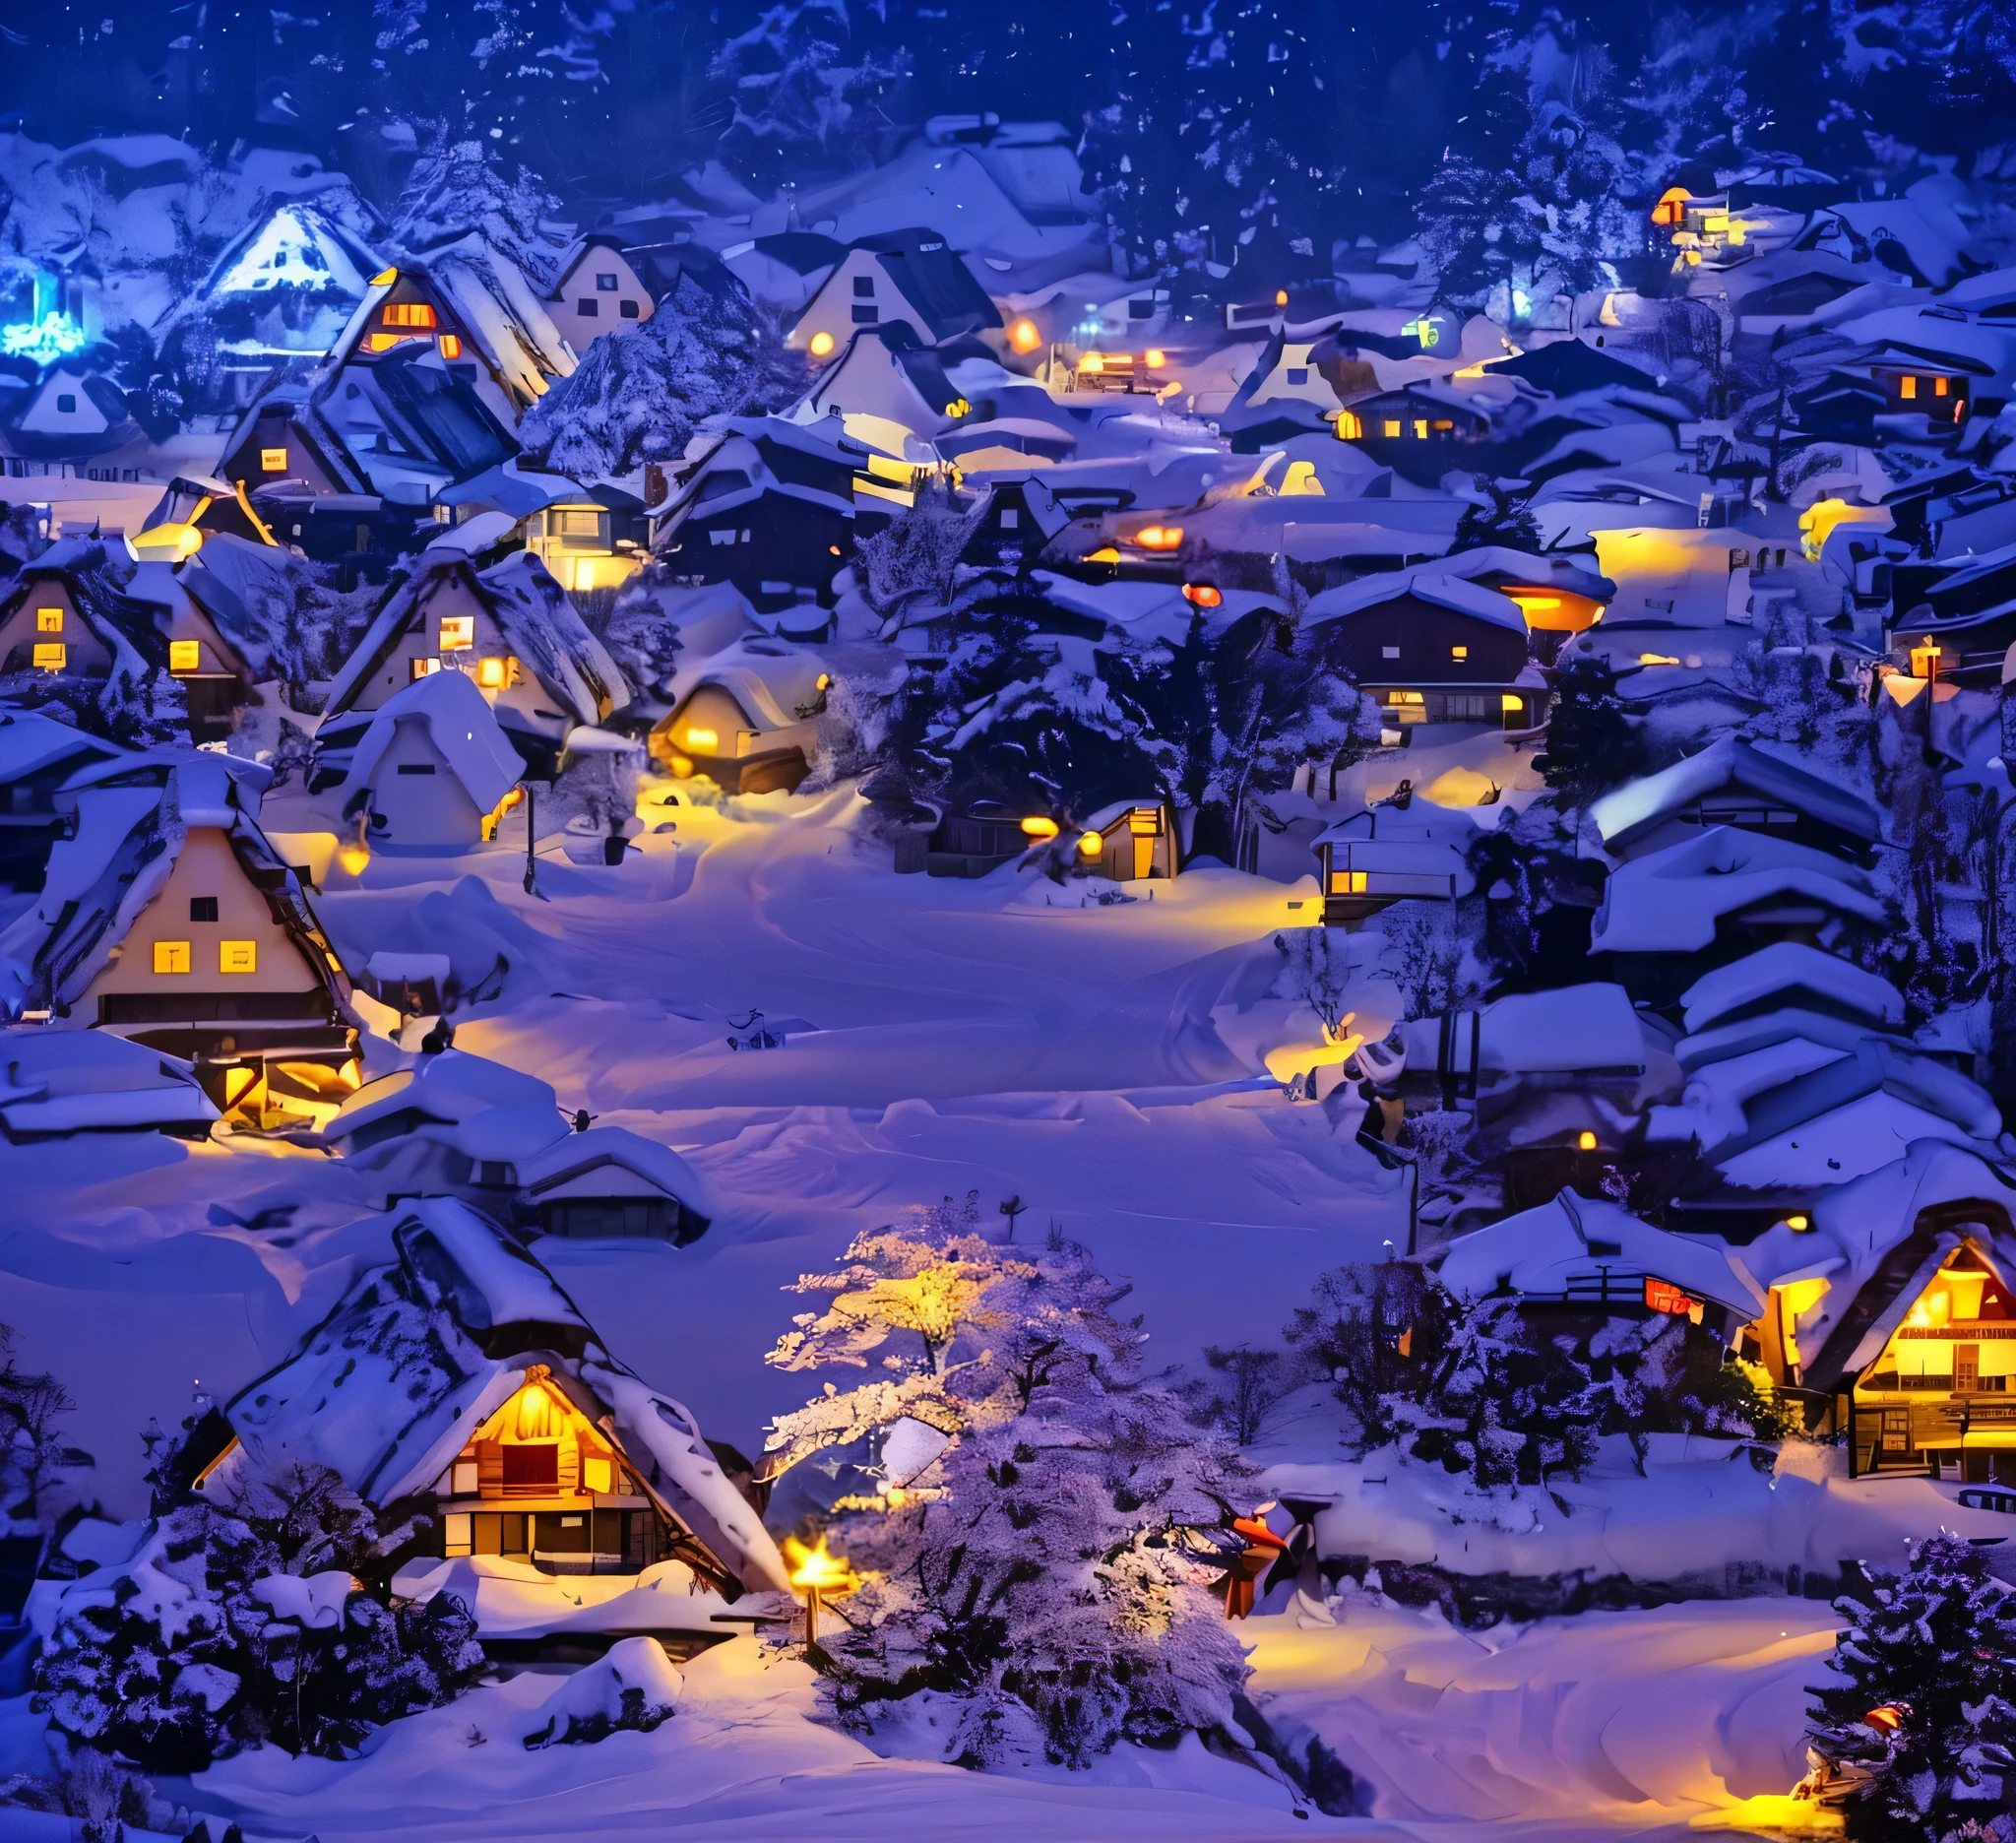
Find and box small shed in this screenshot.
[1075,798,1178,882]
[649,645,827,795]
[343,667,524,854]
[517,1126,715,1244]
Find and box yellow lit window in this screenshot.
[153,940,191,974]
[35,607,61,633]
[437,615,473,652]
[259,447,287,472]
[1336,410,1362,439]
[1501,693,1525,712]
[169,640,201,673]
[1414,419,1429,439]
[32,643,64,671]
[365,334,404,352]
[683,727,719,750]
[582,1455,613,1493]
[1390,691,1424,704]
[219,940,258,975]
[383,301,438,329]
[411,657,440,680]
[1383,419,1402,437]
[1900,375,1917,400]
[1330,870,1368,895]
[438,335,462,359]
[1935,376,1949,397]
[1433,419,1454,431]
[475,656,506,687]
[1450,646,1468,661]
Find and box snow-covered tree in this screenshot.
[0,1326,93,1577]
[1807,1534,2016,1841]
[1271,925,1356,1041]
[518,275,805,479]
[851,481,978,636]
[767,1201,1252,1768]
[711,3,911,190]
[34,1457,483,1770]
[1532,655,1645,808]
[390,133,568,272]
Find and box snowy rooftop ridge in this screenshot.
[1679,941,1904,1036]
[1588,737,1880,853]
[343,666,525,811]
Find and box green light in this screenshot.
[1,313,89,364]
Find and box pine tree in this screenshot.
[0,1326,94,1578]
[1532,654,1646,808]
[517,275,806,479]
[1807,1535,2016,1841]
[390,133,568,273]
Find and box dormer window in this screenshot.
[597,273,618,290]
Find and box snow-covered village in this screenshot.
[2,3,2016,1839]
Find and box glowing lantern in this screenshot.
[1077,831,1102,860]
[784,1534,859,1644]
[1275,289,1289,307]
[1786,1214,1810,1232]
[808,331,836,357]
[1144,348,1166,368]
[1020,816,1059,840]
[1910,640,1942,681]
[1008,317,1042,353]
[1182,583,1223,607]
[1132,525,1184,551]
[1865,1705,1907,1733]
[1577,1130,1599,1151]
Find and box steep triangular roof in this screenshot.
[343,665,525,810]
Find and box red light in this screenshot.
[1182,583,1223,608]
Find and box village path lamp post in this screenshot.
[784,1534,857,1647]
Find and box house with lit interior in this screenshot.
[649,641,830,795]
[342,667,525,855]
[0,540,158,684]
[194,1198,787,1591]
[794,324,976,459]
[1074,798,1179,883]
[124,559,254,741]
[1310,799,1479,924]
[539,232,657,355]
[787,227,1001,356]
[0,751,354,1127]
[318,545,628,779]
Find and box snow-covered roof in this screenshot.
[0,1026,219,1138]
[517,1125,715,1217]
[663,639,830,734]
[0,711,127,786]
[1589,827,1884,956]
[325,1046,569,1167]
[1437,1189,1761,1318]
[1026,572,1193,648]
[420,235,577,408]
[205,1197,788,1596]
[342,666,525,810]
[1679,941,1903,1036]
[201,198,380,304]
[1300,546,1607,634]
[326,550,628,727]
[1398,984,1647,1077]
[1588,737,1880,853]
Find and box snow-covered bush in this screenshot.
[33,1459,484,1769]
[765,1199,1253,1768]
[523,1636,681,1748]
[0,1325,93,1572]
[1806,1535,2016,1840]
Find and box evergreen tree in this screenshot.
[0,1326,94,1578]
[711,3,911,190]
[518,275,806,478]
[1532,654,1646,808]
[389,133,568,272]
[1807,1535,2016,1841]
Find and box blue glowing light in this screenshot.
[1,312,89,365]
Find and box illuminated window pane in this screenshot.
[1451,646,1468,660]
[411,657,441,680]
[383,301,438,329]
[1935,376,1949,397]
[219,940,258,975]
[684,727,719,750]
[1900,375,1917,400]
[1382,419,1402,437]
[36,607,62,633]
[259,447,287,472]
[32,643,64,670]
[438,335,462,359]
[153,940,191,975]
[169,640,201,673]
[1414,420,1429,439]
[437,616,474,652]
[583,1454,613,1493]
[476,656,507,688]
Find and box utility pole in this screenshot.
[522,785,537,896]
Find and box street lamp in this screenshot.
[784,1534,857,1646]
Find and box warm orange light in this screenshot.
[338,841,371,876]
[438,334,462,359]
[1079,351,1104,373]
[1020,816,1059,839]
[1008,317,1042,354]
[786,1534,858,1595]
[1786,1214,1810,1232]
[809,331,836,357]
[1132,524,1184,551]
[684,727,719,750]
[1275,289,1289,307]
[1182,583,1223,607]
[1577,1130,1599,1151]
[1077,831,1102,859]
[1883,670,1929,707]
[1144,348,1166,368]
[476,656,506,688]
[1866,1705,1906,1733]
[1910,641,1942,680]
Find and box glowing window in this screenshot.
[259,447,287,472]
[1935,376,1949,397]
[438,335,462,359]
[219,940,258,975]
[476,656,507,688]
[1899,375,1917,400]
[169,640,201,673]
[437,616,473,652]
[411,657,441,680]
[365,333,404,352]
[1330,870,1368,895]
[1450,646,1468,661]
[1414,420,1429,439]
[383,301,437,329]
[582,1454,613,1493]
[34,607,61,633]
[1382,419,1402,437]
[1501,693,1525,712]
[684,727,719,750]
[1433,419,1454,431]
[152,940,192,974]
[32,643,64,671]
[1337,411,1362,439]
